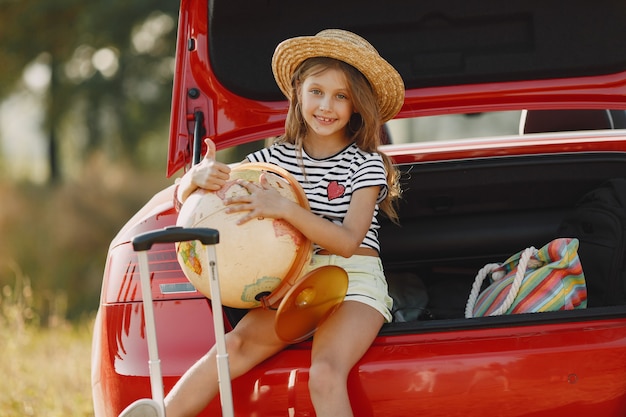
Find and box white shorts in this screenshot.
[302,254,393,323]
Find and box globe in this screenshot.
[175,163,312,309]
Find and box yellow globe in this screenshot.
[176,163,312,309]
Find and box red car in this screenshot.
[92,0,626,415]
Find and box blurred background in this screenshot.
[1,2,181,415]
[1,0,179,323]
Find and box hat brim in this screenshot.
[272,31,405,123]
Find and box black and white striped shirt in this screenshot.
[246,142,388,252]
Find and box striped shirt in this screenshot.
[246,142,388,252]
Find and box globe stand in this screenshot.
[274,265,348,343]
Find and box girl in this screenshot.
[122,28,404,417]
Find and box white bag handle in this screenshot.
[465,246,538,318]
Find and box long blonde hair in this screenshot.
[278,57,401,223]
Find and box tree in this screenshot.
[0,0,180,182]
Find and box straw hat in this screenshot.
[272,29,405,123]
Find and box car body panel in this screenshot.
[94,291,626,415]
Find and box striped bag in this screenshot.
[465,238,587,318]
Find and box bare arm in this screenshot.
[226,177,379,258]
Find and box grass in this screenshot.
[0,273,94,416]
[0,160,192,416]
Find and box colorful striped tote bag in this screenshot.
[465,238,587,318]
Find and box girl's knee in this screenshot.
[224,331,245,355]
[309,360,345,395]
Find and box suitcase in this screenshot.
[119,226,234,417]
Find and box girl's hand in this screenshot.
[190,138,231,191]
[225,174,293,225]
[177,138,232,204]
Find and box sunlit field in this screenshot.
[0,278,94,417]
[0,154,181,417]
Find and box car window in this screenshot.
[387,111,522,143]
[217,109,626,163]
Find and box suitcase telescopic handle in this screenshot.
[132,226,220,251]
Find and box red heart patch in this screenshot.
[327,181,346,200]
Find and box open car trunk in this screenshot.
[378,142,626,331]
[198,0,626,335]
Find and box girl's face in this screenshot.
[299,67,354,142]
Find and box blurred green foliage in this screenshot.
[0,1,182,320]
[0,0,180,180]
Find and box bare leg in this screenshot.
[164,308,288,417]
[308,301,384,417]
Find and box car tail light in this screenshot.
[103,242,202,303]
